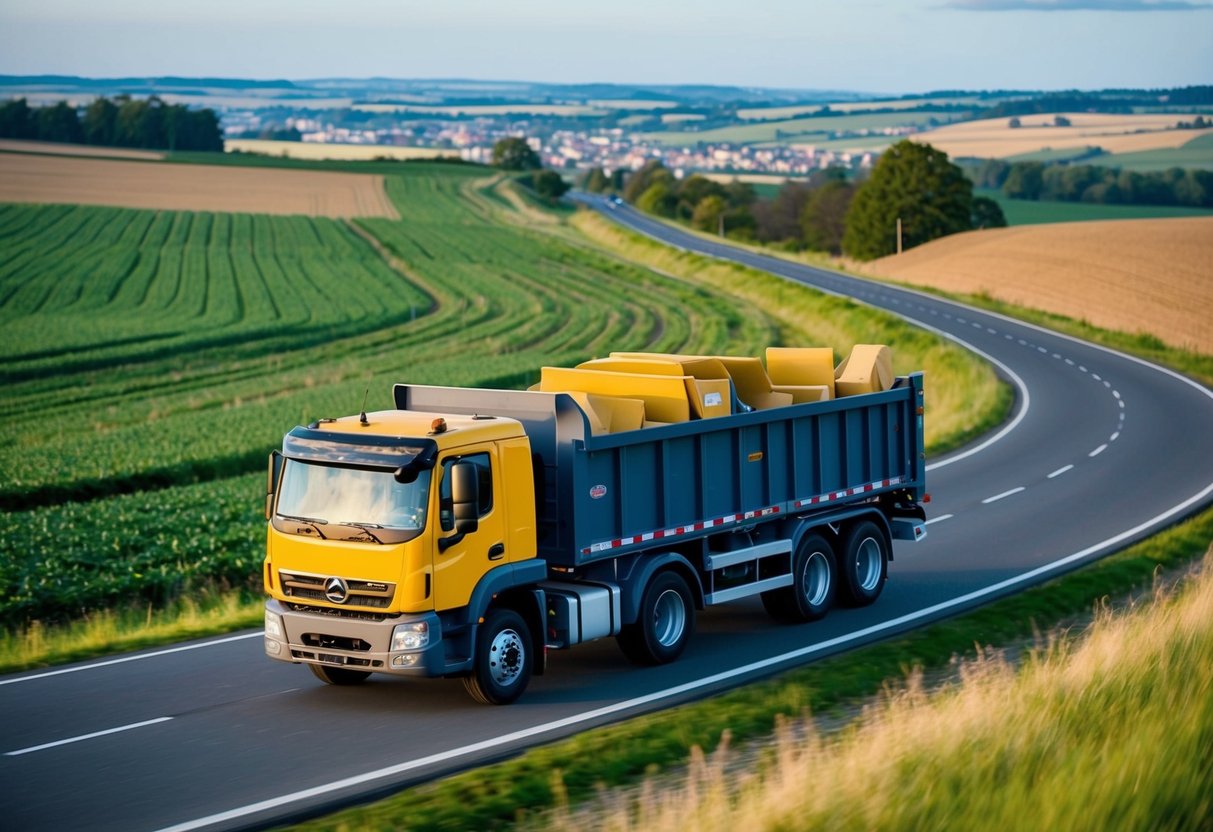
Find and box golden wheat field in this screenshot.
[224,138,459,162]
[862,217,1213,354]
[0,152,400,218]
[912,112,1213,159]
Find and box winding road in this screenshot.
[3,196,1212,832]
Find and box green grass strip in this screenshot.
[284,506,1213,832]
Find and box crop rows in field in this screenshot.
[0,169,782,508]
[0,166,795,624]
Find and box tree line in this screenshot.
[0,96,224,152]
[587,140,1006,260]
[968,158,1213,208]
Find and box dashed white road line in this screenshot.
[1089,444,1108,458]
[982,487,1026,504]
[1048,465,1075,479]
[5,717,173,757]
[924,514,954,525]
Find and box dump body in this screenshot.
[396,372,925,567]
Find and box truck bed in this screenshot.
[395,374,924,567]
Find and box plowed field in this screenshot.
[863,217,1213,353]
[0,152,399,218]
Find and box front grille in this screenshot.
[279,570,395,609]
[285,602,392,622]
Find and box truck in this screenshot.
[262,351,927,704]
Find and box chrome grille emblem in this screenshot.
[324,577,349,604]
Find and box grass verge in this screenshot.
[539,549,1213,832]
[283,506,1213,832]
[0,590,263,674]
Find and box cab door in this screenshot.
[431,446,507,612]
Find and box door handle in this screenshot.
[487,542,506,561]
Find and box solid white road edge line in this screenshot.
[5,717,173,757]
[154,477,1213,832]
[0,632,262,687]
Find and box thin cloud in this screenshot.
[945,0,1212,10]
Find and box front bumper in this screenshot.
[264,598,446,677]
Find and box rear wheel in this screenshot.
[762,532,836,623]
[617,571,695,666]
[464,608,533,705]
[309,663,371,686]
[839,520,889,606]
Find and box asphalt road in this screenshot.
[3,196,1212,831]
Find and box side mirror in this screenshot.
[438,462,479,552]
[266,451,283,520]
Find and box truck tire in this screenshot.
[839,520,889,606]
[617,570,695,666]
[309,663,371,686]
[463,608,533,705]
[761,532,836,623]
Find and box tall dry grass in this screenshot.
[539,551,1213,832]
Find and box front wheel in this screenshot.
[617,570,695,666]
[839,520,889,606]
[309,663,371,686]
[762,532,837,623]
[464,608,533,705]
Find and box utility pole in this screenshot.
[896,217,903,255]
[719,213,725,238]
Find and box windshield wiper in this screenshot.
[278,514,329,540]
[339,521,386,544]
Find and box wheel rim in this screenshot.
[803,550,831,606]
[652,588,686,648]
[488,627,525,687]
[854,536,883,592]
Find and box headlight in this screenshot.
[265,610,284,639]
[391,621,430,651]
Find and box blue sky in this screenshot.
[0,0,1209,93]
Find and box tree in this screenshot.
[636,181,677,217]
[1003,161,1045,200]
[801,180,855,254]
[623,160,672,203]
[674,175,726,220]
[491,137,540,171]
[1053,114,1071,127]
[530,170,569,201]
[753,182,811,244]
[35,101,83,144]
[83,98,118,146]
[691,195,727,232]
[0,98,36,139]
[582,167,609,193]
[1008,117,1022,129]
[842,140,975,261]
[970,196,1007,230]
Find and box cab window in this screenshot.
[438,452,493,531]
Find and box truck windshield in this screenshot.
[277,459,430,532]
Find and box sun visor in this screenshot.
[282,427,436,468]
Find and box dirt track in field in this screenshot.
[862,217,1213,354]
[0,152,400,218]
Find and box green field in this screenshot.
[639,111,948,147]
[0,159,998,647]
[1098,132,1213,172]
[975,187,1213,225]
